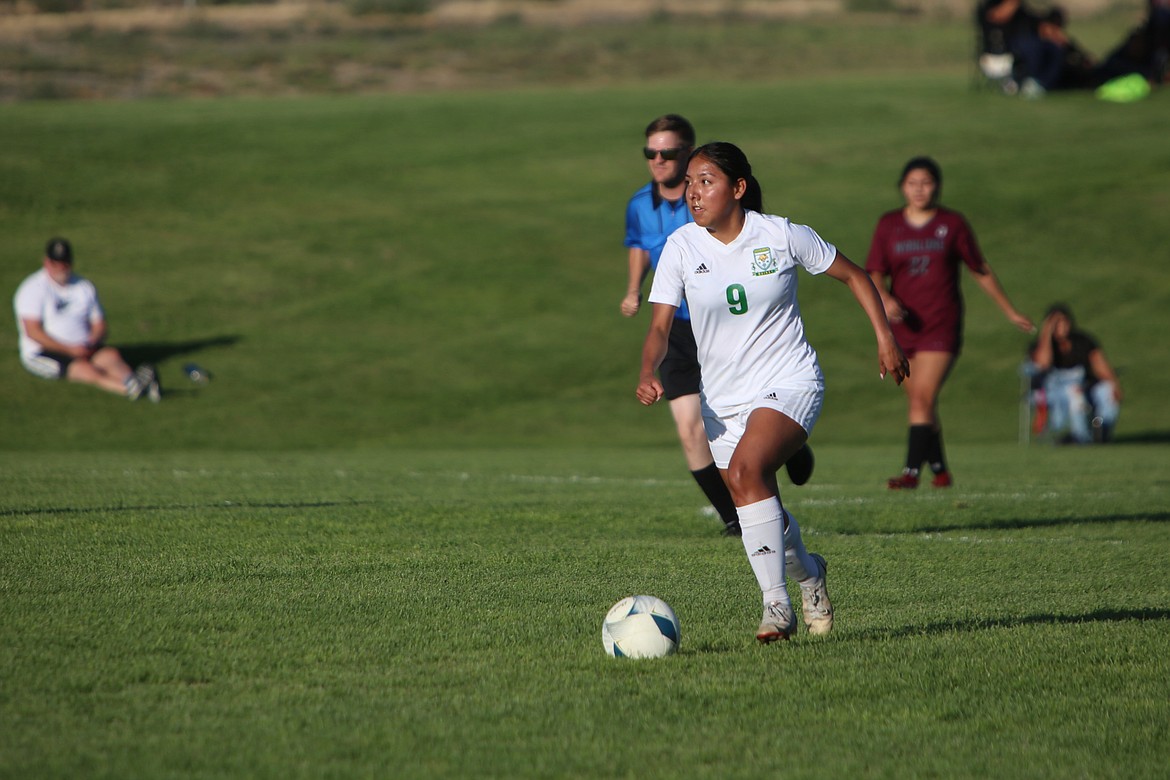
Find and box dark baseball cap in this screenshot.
[45,238,73,263]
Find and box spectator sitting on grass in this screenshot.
[13,237,159,402]
[1092,0,1170,87]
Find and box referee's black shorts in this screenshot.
[659,316,702,400]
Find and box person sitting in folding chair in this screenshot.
[1028,303,1122,444]
[979,0,1092,96]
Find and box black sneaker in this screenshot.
[785,444,815,486]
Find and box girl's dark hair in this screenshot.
[1046,302,1074,325]
[690,141,763,213]
[899,156,943,202]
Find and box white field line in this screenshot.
[407,471,1088,502]
[409,471,1141,505]
[853,533,1123,545]
[158,468,1132,544]
[405,470,689,487]
[169,467,1138,508]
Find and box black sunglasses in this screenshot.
[642,146,687,161]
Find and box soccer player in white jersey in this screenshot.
[636,143,908,642]
[14,238,158,401]
[623,114,815,537]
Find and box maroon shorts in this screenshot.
[891,317,961,358]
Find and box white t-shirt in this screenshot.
[648,210,837,416]
[13,268,105,360]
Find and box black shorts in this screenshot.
[659,317,702,400]
[21,350,73,380]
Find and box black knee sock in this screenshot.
[691,464,738,527]
[926,428,948,474]
[905,425,933,474]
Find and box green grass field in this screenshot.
[2,11,1169,778]
[3,447,1168,778]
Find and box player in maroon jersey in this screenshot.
[866,157,1034,489]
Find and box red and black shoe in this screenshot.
[931,471,953,488]
[887,472,919,490]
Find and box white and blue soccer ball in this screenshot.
[602,595,680,659]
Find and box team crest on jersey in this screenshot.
[935,225,949,239]
[751,247,778,277]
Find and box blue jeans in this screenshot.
[1012,36,1065,90]
[1044,366,1120,443]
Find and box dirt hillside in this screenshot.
[0,0,1137,38]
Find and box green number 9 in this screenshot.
[726,284,748,315]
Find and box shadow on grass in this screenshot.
[907,510,1170,534]
[859,607,1170,642]
[0,499,376,518]
[1113,430,1170,444]
[119,334,242,367]
[679,607,1170,653]
[829,511,1170,536]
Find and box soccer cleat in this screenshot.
[887,472,919,490]
[800,553,834,636]
[700,506,741,537]
[931,471,953,488]
[756,600,796,643]
[785,443,815,486]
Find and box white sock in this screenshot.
[737,497,787,606]
[782,510,820,583]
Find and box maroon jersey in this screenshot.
[865,207,985,355]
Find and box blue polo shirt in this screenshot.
[625,182,693,321]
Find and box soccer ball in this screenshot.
[601,595,680,659]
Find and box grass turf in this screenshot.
[2,446,1168,778]
[1,73,1167,452]
[2,16,1169,776]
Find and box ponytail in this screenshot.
[742,175,763,213]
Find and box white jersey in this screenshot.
[13,268,104,360]
[648,210,837,416]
